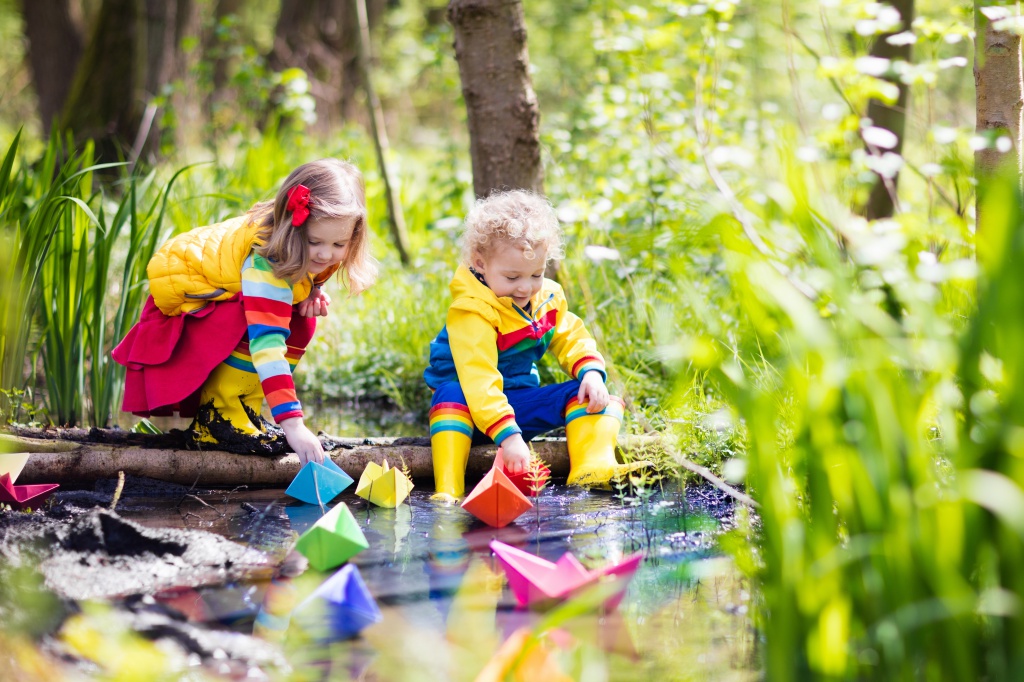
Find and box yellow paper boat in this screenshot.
[0,453,30,484]
[355,459,414,508]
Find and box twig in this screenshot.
[673,453,759,508]
[109,470,125,511]
[184,494,226,517]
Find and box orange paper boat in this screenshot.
[461,460,533,528]
[0,473,58,510]
[489,540,642,610]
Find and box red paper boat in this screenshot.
[461,466,533,528]
[500,450,550,498]
[0,473,59,510]
[489,540,642,610]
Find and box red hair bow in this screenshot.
[286,184,311,226]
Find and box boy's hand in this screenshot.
[298,287,331,318]
[500,434,532,474]
[579,372,610,413]
[280,417,326,465]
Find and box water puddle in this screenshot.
[98,482,754,679]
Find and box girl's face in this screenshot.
[473,243,547,308]
[306,216,356,274]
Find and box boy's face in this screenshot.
[474,243,547,308]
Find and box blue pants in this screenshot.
[430,380,582,444]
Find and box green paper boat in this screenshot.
[294,503,369,572]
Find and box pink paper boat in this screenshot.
[0,473,59,510]
[489,540,642,611]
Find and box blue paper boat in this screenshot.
[285,458,354,505]
[297,564,383,640]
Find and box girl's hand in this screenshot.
[280,417,325,465]
[298,287,331,318]
[578,372,610,413]
[500,434,532,474]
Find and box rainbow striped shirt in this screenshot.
[238,253,302,422]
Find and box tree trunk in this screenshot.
[863,0,914,220]
[975,4,1023,184]
[3,432,664,488]
[60,0,143,162]
[166,0,203,154]
[202,0,243,120]
[18,0,84,134]
[447,0,544,198]
[268,0,347,133]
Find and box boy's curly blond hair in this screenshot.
[461,190,564,266]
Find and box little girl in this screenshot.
[423,189,650,500]
[113,159,376,465]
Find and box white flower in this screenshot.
[864,151,905,178]
[932,126,958,144]
[862,126,900,150]
[855,56,891,76]
[584,245,621,262]
[938,56,968,69]
[886,31,917,46]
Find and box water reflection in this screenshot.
[117,484,743,679]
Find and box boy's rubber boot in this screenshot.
[566,410,651,489]
[430,430,472,503]
[192,362,266,444]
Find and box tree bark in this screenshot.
[975,4,1023,183]
[202,0,243,119]
[4,433,659,487]
[60,0,143,162]
[17,0,84,134]
[863,0,914,220]
[447,0,544,198]
[269,0,347,133]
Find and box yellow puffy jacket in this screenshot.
[147,216,339,316]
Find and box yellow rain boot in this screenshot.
[565,399,651,489]
[192,361,266,444]
[429,400,474,502]
[430,430,472,502]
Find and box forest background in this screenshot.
[5,0,1024,679]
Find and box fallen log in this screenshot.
[0,433,665,489]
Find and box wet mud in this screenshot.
[0,480,287,677]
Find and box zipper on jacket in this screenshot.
[513,293,555,327]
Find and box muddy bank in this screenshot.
[0,481,290,678]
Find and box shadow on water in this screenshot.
[104,481,755,680]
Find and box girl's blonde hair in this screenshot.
[461,189,564,266]
[248,158,377,294]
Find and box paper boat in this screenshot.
[497,447,550,498]
[294,503,369,572]
[0,473,58,510]
[355,459,413,508]
[462,465,532,528]
[295,563,382,640]
[285,458,354,505]
[0,453,30,482]
[489,540,642,610]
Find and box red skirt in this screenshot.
[112,295,315,418]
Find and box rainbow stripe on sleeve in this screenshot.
[571,354,605,380]
[484,413,521,444]
[241,253,302,422]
